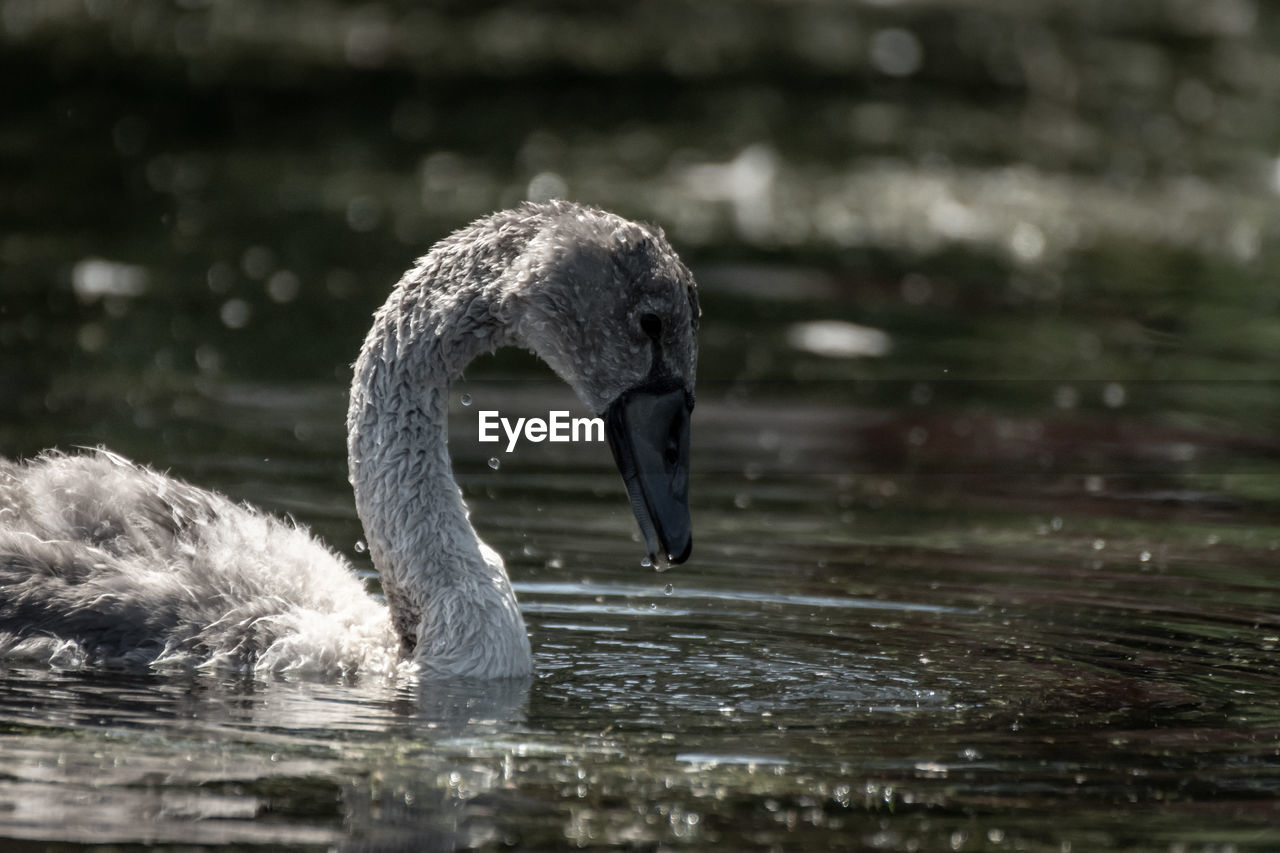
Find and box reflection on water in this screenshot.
[4,517,1280,850]
[1,380,1278,849]
[3,1,1280,850]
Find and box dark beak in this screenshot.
[604,381,693,568]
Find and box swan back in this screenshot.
[0,451,402,676]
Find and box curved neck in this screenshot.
[346,262,530,679]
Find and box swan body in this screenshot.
[0,450,403,676]
[0,201,700,680]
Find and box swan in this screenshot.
[0,201,699,680]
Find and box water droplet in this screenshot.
[649,602,657,610]
[460,393,472,406]
[664,583,673,595]
[354,540,367,554]
[1092,538,1106,551]
[1139,550,1151,562]
[640,556,652,568]
[488,457,500,470]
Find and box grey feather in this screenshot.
[0,201,700,680]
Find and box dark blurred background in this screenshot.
[5,9,1280,849]
[1,0,1278,492]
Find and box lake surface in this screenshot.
[3,2,1280,850]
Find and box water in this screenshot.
[3,382,1278,851]
[4,3,1280,850]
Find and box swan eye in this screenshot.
[640,313,662,340]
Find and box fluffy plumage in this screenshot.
[0,450,402,676]
[0,201,700,680]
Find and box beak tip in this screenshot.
[667,534,692,566]
[606,383,695,573]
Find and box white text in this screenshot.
[478,410,605,452]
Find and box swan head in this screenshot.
[508,203,700,568]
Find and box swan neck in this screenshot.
[346,271,530,678]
